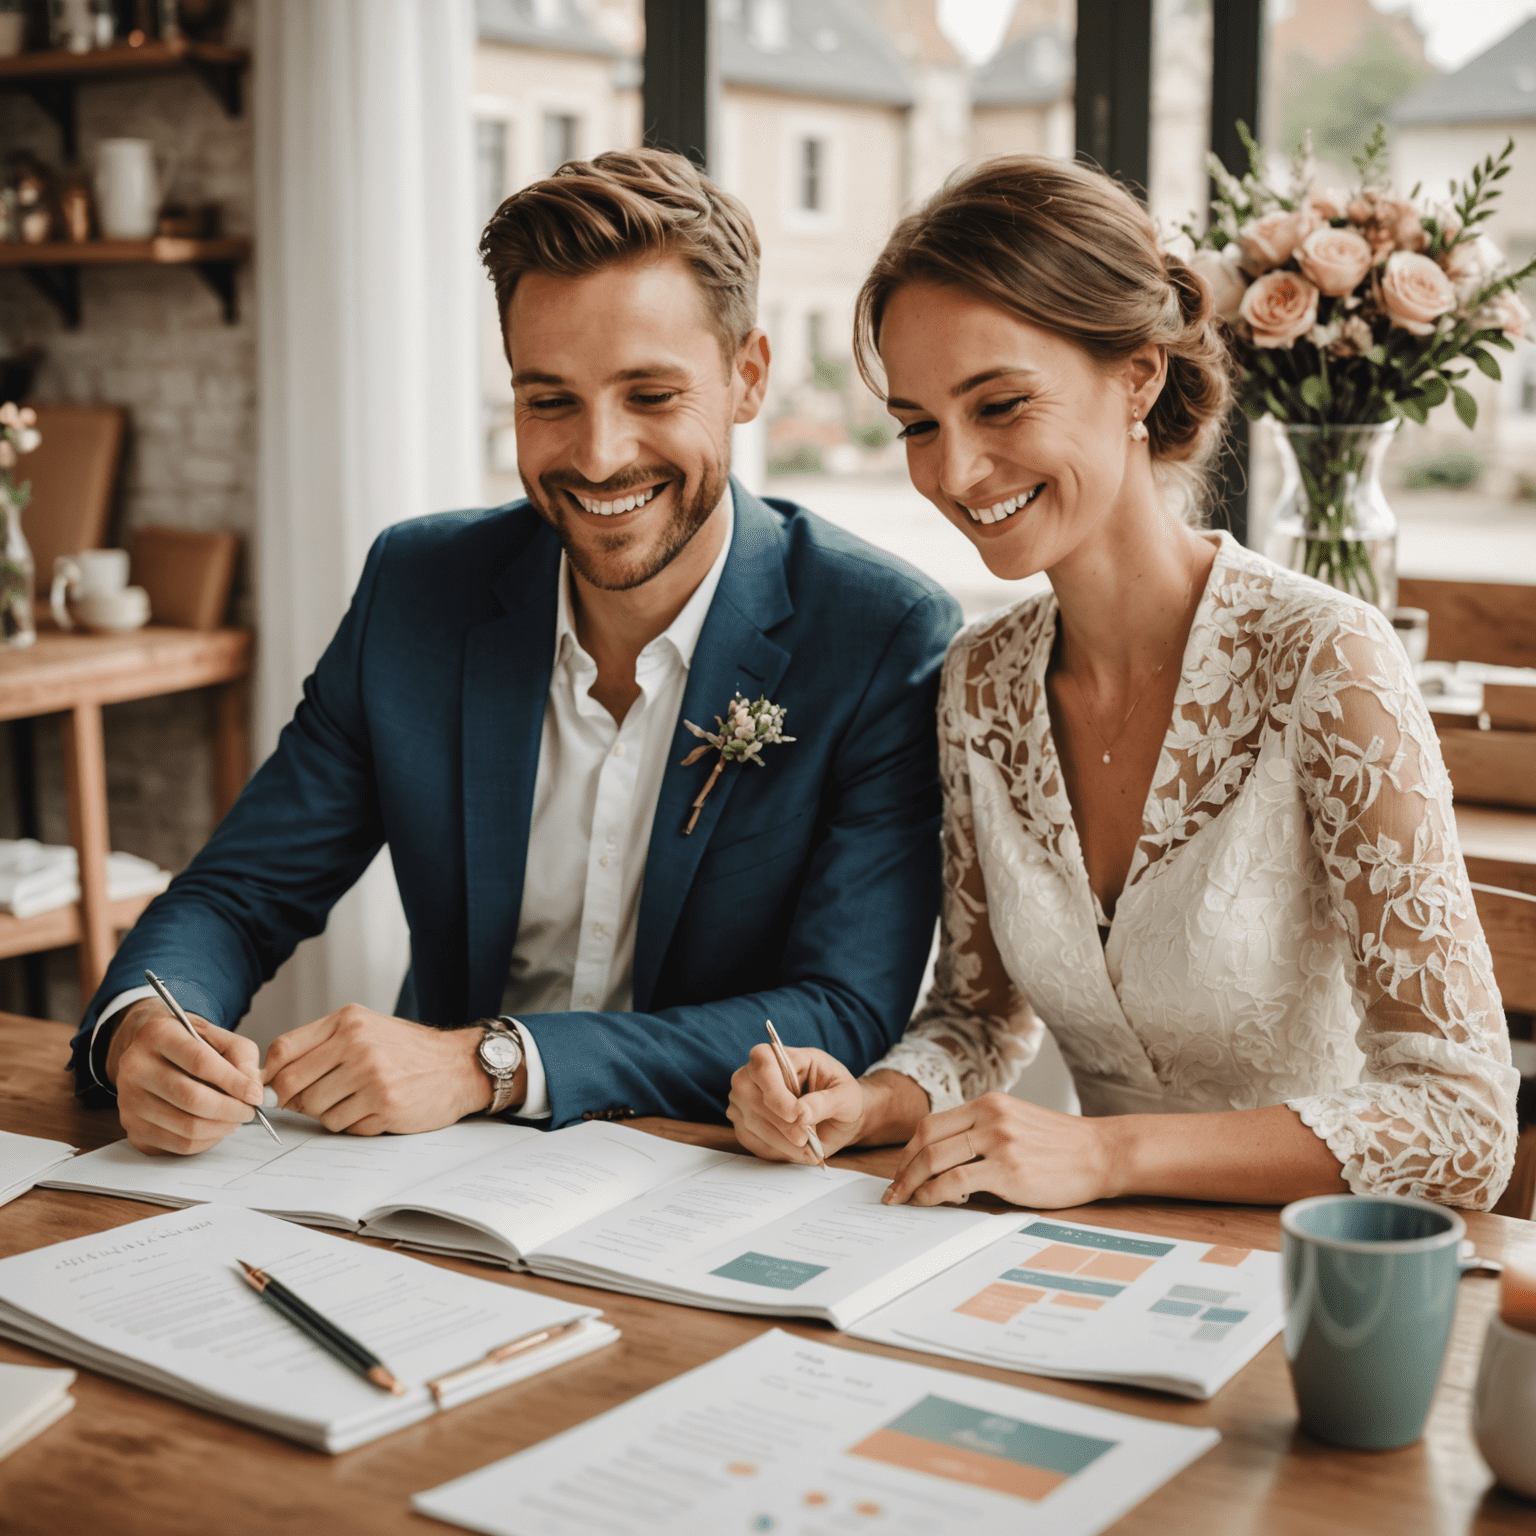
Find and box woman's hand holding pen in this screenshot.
[107,999,264,1155]
[727,1045,929,1165]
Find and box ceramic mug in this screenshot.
[1281,1193,1479,1449]
[51,551,150,632]
[0,12,26,57]
[1474,1316,1536,1500]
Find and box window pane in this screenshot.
[476,118,509,224]
[543,112,579,175]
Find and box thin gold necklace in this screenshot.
[1063,563,1198,767]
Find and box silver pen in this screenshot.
[144,969,281,1145]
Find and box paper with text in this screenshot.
[847,1217,1283,1399]
[0,1204,614,1451]
[413,1328,1218,1536]
[0,1128,76,1208]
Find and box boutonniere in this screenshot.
[679,692,796,834]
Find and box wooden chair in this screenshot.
[20,405,126,583]
[129,526,239,631]
[1474,882,1536,1220]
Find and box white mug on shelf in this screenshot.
[95,139,174,241]
[0,11,26,58]
[51,551,151,633]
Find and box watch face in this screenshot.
[481,1033,521,1074]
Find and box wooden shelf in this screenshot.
[0,238,252,327]
[0,40,248,157]
[0,891,157,962]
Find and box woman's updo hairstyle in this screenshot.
[854,155,1233,521]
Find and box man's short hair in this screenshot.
[480,148,760,364]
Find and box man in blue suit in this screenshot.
[73,149,960,1152]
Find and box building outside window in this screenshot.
[475,117,509,223]
[543,111,579,175]
[799,136,824,212]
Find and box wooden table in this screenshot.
[0,625,251,995]
[1458,804,1536,901]
[0,1016,1533,1535]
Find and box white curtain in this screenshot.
[247,0,481,1050]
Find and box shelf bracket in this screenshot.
[21,263,81,328]
[17,79,78,159]
[194,260,240,324]
[185,55,244,118]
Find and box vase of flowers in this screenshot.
[1182,127,1534,614]
[0,401,42,649]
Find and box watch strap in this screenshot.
[481,1018,525,1116]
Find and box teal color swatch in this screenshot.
[710,1251,829,1291]
[882,1395,1117,1475]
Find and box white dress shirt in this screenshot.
[93,493,735,1121]
[505,493,734,1116]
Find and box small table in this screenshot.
[0,625,252,996]
[0,1016,1533,1535]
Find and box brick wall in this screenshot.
[1,0,254,1018]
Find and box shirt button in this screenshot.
[582,994,596,1006]
[593,922,606,938]
[599,856,611,868]
[613,743,626,758]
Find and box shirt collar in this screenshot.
[554,485,735,673]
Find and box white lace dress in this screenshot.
[871,532,1517,1210]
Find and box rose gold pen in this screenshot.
[765,1019,828,1172]
[425,1317,588,1404]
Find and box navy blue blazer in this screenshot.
[72,483,962,1126]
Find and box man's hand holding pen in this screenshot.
[107,998,265,1155]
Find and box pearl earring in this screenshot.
[1129,416,1149,443]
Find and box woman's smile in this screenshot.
[958,482,1047,525]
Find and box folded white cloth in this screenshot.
[0,840,172,920]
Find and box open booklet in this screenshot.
[846,1215,1283,1400]
[414,1328,1221,1536]
[0,1203,616,1453]
[47,1118,1012,1333]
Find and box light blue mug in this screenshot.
[1281,1193,1477,1450]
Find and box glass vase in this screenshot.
[0,489,36,648]
[1264,421,1399,617]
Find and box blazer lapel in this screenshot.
[462,517,561,1017]
[632,483,794,1009]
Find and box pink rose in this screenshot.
[1237,208,1318,274]
[1297,226,1373,297]
[1482,289,1530,342]
[1307,189,1349,221]
[1347,192,1427,259]
[1380,251,1456,336]
[1441,233,1504,303]
[1190,247,1247,320]
[1239,270,1320,348]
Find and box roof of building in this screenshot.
[971,25,1071,109]
[716,0,915,108]
[1393,17,1536,126]
[477,0,620,58]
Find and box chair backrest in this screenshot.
[1471,883,1536,1017]
[1397,577,1536,670]
[129,526,240,630]
[19,405,126,587]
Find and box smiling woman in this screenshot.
[726,155,1519,1219]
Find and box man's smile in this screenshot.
[569,482,668,517]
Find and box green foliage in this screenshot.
[767,444,823,476]
[1278,24,1432,171]
[1401,450,1484,490]
[809,355,849,394]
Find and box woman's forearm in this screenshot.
[1103,1103,1348,1204]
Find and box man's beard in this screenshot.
[526,453,730,593]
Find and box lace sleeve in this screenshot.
[1285,602,1518,1209]
[865,635,1044,1114]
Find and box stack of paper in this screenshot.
[0,1129,76,1208]
[0,839,171,920]
[414,1329,1220,1536]
[0,1204,618,1453]
[0,1363,75,1462]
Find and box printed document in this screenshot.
[413,1328,1219,1536]
[0,1363,75,1462]
[0,1204,616,1452]
[846,1216,1283,1399]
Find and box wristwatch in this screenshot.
[474,1018,525,1115]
